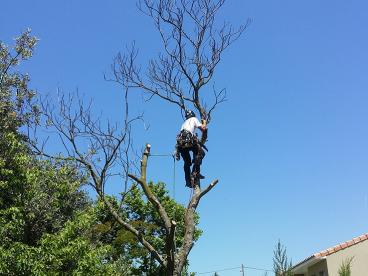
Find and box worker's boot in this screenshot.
[190,171,203,187]
[192,166,205,179]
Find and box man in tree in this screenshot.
[176,110,207,188]
[33,0,246,271]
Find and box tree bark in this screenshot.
[129,144,219,275]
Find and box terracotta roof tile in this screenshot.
[346,240,354,246]
[312,233,368,258]
[292,233,368,270]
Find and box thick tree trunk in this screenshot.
[129,144,218,276]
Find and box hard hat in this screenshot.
[185,110,195,119]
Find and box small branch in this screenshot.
[100,194,166,266]
[198,179,219,203]
[141,143,150,182]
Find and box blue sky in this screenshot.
[2,0,368,274]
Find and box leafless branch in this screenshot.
[112,0,249,125]
[29,1,242,274]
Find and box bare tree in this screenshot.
[31,91,216,274]
[32,0,246,275]
[109,1,247,271]
[32,91,218,274]
[112,0,249,125]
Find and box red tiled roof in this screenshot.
[292,233,368,270]
[313,233,368,258]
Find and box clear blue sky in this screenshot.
[2,0,368,275]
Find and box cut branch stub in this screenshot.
[141,143,151,182]
[129,144,172,232]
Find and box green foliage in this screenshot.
[182,266,196,276]
[338,257,353,276]
[0,29,39,134]
[0,117,131,275]
[0,132,90,246]
[0,31,132,275]
[0,209,132,275]
[0,132,131,275]
[94,182,202,275]
[273,240,293,276]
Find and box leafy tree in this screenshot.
[0,131,134,275]
[93,182,202,275]
[0,30,131,275]
[273,240,293,276]
[0,28,39,135]
[0,208,132,275]
[0,133,90,245]
[0,29,89,247]
[338,257,353,276]
[0,97,125,275]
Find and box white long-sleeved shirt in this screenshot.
[180,117,202,135]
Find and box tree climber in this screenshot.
[175,110,207,188]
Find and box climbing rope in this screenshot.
[172,155,176,202]
[149,152,178,253]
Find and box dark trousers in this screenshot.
[179,144,205,186]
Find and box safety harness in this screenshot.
[176,130,197,149]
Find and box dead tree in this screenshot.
[112,0,249,125]
[32,0,246,275]
[31,93,217,275]
[106,0,247,273]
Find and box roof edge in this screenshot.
[291,232,368,272]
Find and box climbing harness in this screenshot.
[176,129,207,189]
[176,129,197,149]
